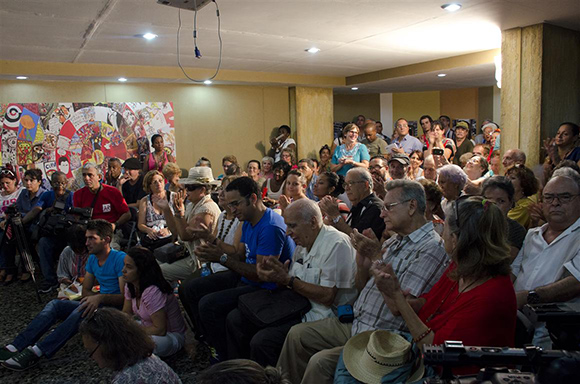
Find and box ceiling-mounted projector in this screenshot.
[157,0,212,11]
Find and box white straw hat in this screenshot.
[178,166,220,186]
[343,330,424,384]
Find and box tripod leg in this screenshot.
[12,219,42,303]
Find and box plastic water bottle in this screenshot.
[201,263,211,277]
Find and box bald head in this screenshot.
[286,198,323,227]
[502,149,526,169]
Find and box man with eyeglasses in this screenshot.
[320,168,385,239]
[512,173,580,348]
[277,180,448,384]
[1,220,126,371]
[182,177,295,362]
[368,156,389,200]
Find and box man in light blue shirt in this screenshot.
[392,118,423,155]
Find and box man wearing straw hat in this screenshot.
[277,180,448,384]
[156,166,221,283]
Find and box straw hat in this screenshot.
[178,166,220,186]
[343,330,424,384]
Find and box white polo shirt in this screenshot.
[289,225,357,322]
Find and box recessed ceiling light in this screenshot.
[16,76,28,80]
[143,33,158,40]
[438,73,447,77]
[441,3,462,12]
[118,77,127,82]
[306,47,320,53]
[351,87,359,91]
[204,80,213,85]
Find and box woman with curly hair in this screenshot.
[121,247,187,357]
[80,307,182,383]
[505,164,539,229]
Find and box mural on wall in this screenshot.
[0,102,175,188]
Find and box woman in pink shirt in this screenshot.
[122,247,186,357]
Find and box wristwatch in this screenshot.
[332,216,341,224]
[219,254,228,265]
[527,290,541,305]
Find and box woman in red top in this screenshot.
[372,196,516,373]
[143,134,175,174]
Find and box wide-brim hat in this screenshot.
[179,166,220,186]
[343,330,424,384]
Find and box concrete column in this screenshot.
[289,86,334,160]
[500,23,580,166]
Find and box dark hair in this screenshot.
[67,225,88,253]
[196,156,212,167]
[419,178,443,206]
[108,157,121,165]
[505,165,539,197]
[431,120,443,131]
[197,359,290,384]
[0,165,17,181]
[58,156,69,165]
[448,196,511,281]
[482,176,515,202]
[419,115,433,124]
[439,115,451,122]
[247,160,261,170]
[559,122,580,137]
[298,158,314,168]
[554,160,580,175]
[126,247,172,299]
[320,171,345,197]
[150,134,162,145]
[272,161,291,177]
[226,176,260,200]
[51,171,66,183]
[24,168,43,182]
[410,150,424,162]
[279,125,291,135]
[86,219,113,241]
[79,308,154,372]
[319,145,331,157]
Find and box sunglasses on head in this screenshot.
[0,169,16,178]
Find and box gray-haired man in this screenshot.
[277,180,448,384]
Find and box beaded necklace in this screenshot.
[218,215,236,241]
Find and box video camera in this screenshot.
[422,341,580,384]
[36,205,93,238]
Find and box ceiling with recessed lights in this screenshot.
[1,0,579,92]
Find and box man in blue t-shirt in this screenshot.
[188,177,295,361]
[0,220,126,371]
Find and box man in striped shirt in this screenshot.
[277,180,449,384]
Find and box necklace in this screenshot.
[218,215,236,240]
[425,278,481,323]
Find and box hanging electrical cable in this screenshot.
[176,0,222,83]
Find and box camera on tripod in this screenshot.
[35,205,93,239]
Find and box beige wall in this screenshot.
[291,87,334,159]
[0,80,290,174]
[440,88,479,121]
[333,93,380,122]
[477,86,494,131]
[392,91,440,127]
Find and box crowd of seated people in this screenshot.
[0,118,579,383]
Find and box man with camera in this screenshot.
[21,171,74,293]
[72,163,131,250]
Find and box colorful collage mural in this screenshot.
[0,102,175,189]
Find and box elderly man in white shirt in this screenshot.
[512,173,580,348]
[225,198,356,367]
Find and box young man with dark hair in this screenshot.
[182,177,295,361]
[0,219,126,371]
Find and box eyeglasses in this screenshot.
[543,193,579,204]
[382,199,411,212]
[52,181,67,187]
[344,180,365,188]
[88,341,101,358]
[227,198,247,209]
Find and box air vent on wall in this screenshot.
[157,0,212,11]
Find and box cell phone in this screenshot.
[433,148,444,156]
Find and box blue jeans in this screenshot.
[38,236,66,285]
[12,300,83,358]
